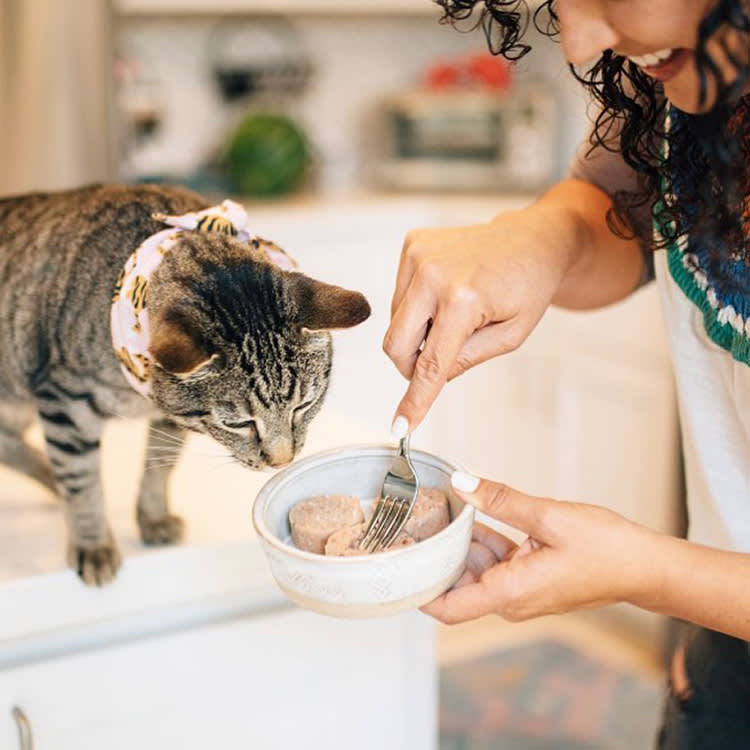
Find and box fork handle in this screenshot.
[399,434,410,457]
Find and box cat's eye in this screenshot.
[222,419,256,431]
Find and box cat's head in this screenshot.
[146,231,370,469]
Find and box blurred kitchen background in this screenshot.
[0,1,680,748]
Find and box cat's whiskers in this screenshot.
[145,427,186,445]
[145,451,182,460]
[104,409,187,446]
[204,455,246,475]
[144,460,180,471]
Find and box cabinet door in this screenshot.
[0,609,435,750]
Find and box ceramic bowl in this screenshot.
[252,444,474,618]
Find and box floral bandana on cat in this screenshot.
[110,199,297,398]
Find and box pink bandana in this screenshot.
[110,199,297,398]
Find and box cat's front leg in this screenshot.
[35,388,121,586]
[136,416,185,545]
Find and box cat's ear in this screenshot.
[288,273,371,331]
[149,310,217,377]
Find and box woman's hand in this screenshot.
[383,204,583,433]
[423,473,661,625]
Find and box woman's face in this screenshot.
[557,0,748,113]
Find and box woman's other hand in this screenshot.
[422,472,659,625]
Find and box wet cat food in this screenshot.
[403,487,451,542]
[324,523,415,556]
[289,495,364,554]
[289,488,451,556]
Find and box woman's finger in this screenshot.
[513,536,545,560]
[383,274,435,380]
[466,539,500,575]
[389,230,421,318]
[392,298,479,430]
[447,540,499,591]
[472,522,518,560]
[421,575,498,624]
[446,318,527,380]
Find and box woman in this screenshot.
[384,1,750,747]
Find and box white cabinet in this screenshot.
[115,0,442,15]
[0,609,435,750]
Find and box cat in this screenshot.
[0,184,370,585]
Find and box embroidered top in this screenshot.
[570,102,750,552]
[653,105,750,551]
[661,104,750,366]
[110,199,296,398]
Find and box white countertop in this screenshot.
[0,409,383,665]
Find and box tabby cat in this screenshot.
[0,184,370,585]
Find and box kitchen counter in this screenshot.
[0,408,382,665]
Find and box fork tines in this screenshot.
[360,495,411,553]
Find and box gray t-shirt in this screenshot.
[568,131,655,283]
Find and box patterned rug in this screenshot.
[440,639,664,750]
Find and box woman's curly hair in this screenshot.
[435,0,750,276]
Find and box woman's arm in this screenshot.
[426,473,750,642]
[539,178,646,310]
[637,535,750,640]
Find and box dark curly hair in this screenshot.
[435,0,750,281]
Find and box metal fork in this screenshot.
[360,435,420,553]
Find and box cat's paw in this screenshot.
[67,539,122,586]
[138,514,185,546]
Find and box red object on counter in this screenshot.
[423,52,513,91]
[424,61,461,89]
[466,53,512,90]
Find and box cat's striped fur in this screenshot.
[0,184,370,585]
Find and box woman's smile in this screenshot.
[626,48,693,83]
[558,0,733,112]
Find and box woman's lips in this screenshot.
[638,48,691,83]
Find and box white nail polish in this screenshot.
[391,415,409,440]
[451,470,479,493]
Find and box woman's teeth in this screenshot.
[628,49,674,68]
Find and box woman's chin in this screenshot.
[663,59,747,115]
[664,84,714,114]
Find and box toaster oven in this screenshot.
[370,85,559,192]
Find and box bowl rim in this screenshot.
[251,442,473,565]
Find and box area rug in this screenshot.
[440,639,664,750]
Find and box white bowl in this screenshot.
[252,444,474,618]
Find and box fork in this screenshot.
[360,434,420,553]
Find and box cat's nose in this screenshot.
[264,436,294,468]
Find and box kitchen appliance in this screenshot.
[370,85,559,192]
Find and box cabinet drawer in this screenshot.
[0,609,435,750]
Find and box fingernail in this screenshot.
[451,470,480,493]
[391,415,409,441]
